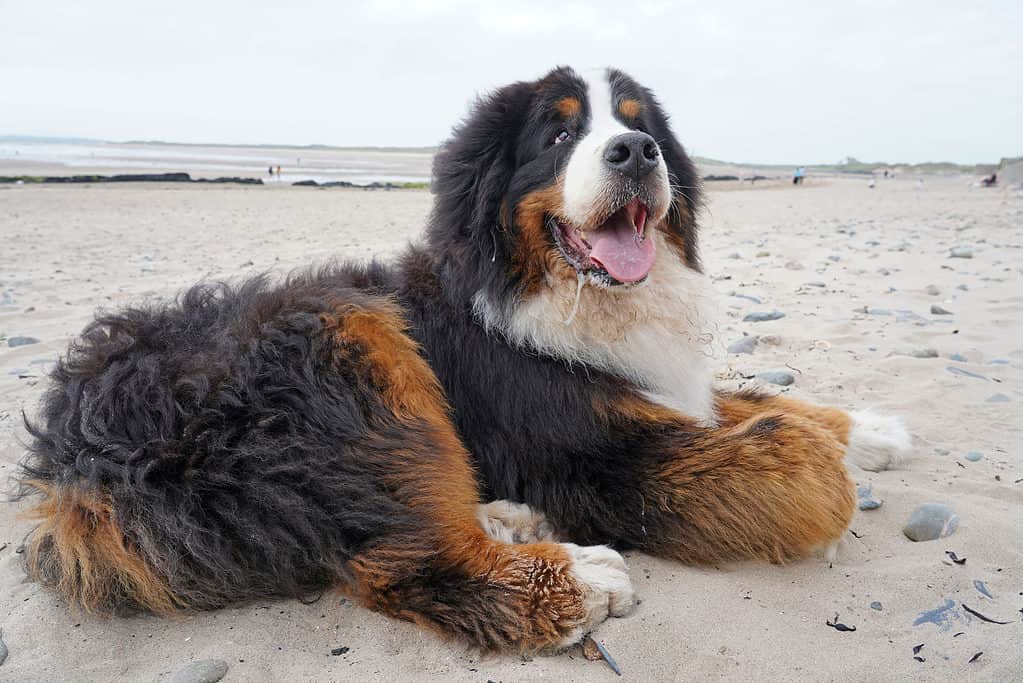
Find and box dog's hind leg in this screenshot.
[715,389,912,472]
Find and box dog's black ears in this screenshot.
[428,81,534,248]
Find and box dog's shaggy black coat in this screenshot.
[16,66,858,651]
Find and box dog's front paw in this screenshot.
[551,543,635,650]
[845,411,912,472]
[477,500,558,543]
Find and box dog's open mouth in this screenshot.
[549,197,655,285]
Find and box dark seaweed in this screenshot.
[945,551,966,565]
[826,614,856,632]
[962,603,1012,624]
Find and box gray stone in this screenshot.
[903,503,959,542]
[743,311,785,322]
[930,304,953,315]
[924,284,941,296]
[949,353,967,362]
[756,370,795,386]
[964,451,983,462]
[7,336,40,347]
[956,284,969,291]
[172,660,228,683]
[827,255,840,262]
[784,261,804,271]
[986,393,1010,403]
[727,336,758,355]
[934,448,950,456]
[805,281,827,288]
[949,247,974,258]
[947,366,987,380]
[891,347,938,359]
[857,483,883,511]
[727,252,742,259]
[870,601,883,611]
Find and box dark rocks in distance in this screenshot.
[703,174,739,181]
[1,173,262,186]
[171,659,228,683]
[743,311,785,322]
[7,336,40,347]
[292,179,416,190]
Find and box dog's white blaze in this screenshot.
[473,232,720,425]
[562,70,669,226]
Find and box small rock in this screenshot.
[949,247,974,259]
[956,284,969,291]
[756,370,795,386]
[172,660,228,683]
[805,281,827,288]
[903,503,959,542]
[857,483,883,511]
[756,250,770,257]
[934,448,950,456]
[727,252,742,259]
[759,334,782,345]
[877,268,891,276]
[964,451,983,462]
[827,255,840,262]
[7,336,40,348]
[891,347,938,359]
[870,601,883,611]
[930,304,953,315]
[331,646,350,656]
[986,393,1010,403]
[727,336,758,355]
[949,353,967,362]
[784,261,805,271]
[924,284,940,296]
[743,311,785,322]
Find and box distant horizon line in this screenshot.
[0,134,1011,171]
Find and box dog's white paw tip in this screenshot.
[845,411,912,472]
[554,543,635,649]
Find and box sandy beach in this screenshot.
[1,176,1021,681]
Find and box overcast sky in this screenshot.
[2,1,1020,164]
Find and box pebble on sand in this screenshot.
[891,347,939,359]
[870,601,883,611]
[930,304,953,315]
[903,504,959,542]
[727,336,759,355]
[964,451,983,462]
[857,484,883,511]
[743,311,785,323]
[949,247,974,259]
[171,659,229,683]
[756,370,795,386]
[924,284,940,296]
[6,336,40,348]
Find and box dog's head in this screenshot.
[429,66,701,309]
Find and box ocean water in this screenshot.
[0,140,433,185]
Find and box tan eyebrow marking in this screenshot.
[556,96,581,118]
[618,98,642,119]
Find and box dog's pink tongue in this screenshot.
[589,212,656,283]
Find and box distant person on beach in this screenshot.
[981,172,998,187]
[276,165,282,179]
[793,166,805,185]
[268,166,273,178]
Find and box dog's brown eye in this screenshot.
[554,130,570,145]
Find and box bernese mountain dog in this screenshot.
[16,67,912,652]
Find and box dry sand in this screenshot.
[1,177,1021,681]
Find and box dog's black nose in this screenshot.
[603,132,659,180]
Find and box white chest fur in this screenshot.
[473,233,721,425]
